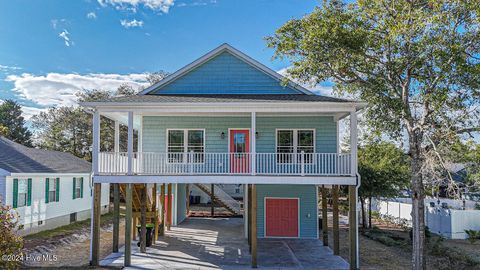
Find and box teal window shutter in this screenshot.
[56,178,60,202]
[80,177,84,198]
[27,178,32,206]
[45,178,49,203]
[13,178,18,208]
[72,177,76,199]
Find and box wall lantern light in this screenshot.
[255,132,259,139]
[221,132,225,139]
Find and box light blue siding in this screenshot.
[176,184,187,224]
[256,184,318,238]
[142,116,337,153]
[149,52,301,95]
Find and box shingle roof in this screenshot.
[0,137,92,174]
[91,94,351,104]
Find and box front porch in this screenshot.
[100,217,349,269]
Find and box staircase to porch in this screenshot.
[118,184,158,227]
[194,184,242,216]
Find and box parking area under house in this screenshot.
[100,217,349,269]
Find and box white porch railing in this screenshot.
[98,152,351,176]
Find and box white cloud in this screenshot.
[87,12,97,19]
[58,29,73,47]
[6,73,150,108]
[98,0,175,13]
[120,19,144,28]
[51,18,69,30]
[0,65,22,72]
[22,106,47,120]
[277,67,334,96]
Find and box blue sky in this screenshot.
[0,0,332,119]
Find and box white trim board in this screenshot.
[93,175,357,185]
[138,43,313,96]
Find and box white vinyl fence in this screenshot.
[372,198,480,239]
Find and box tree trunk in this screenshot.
[368,197,372,229]
[360,196,366,229]
[410,132,426,270]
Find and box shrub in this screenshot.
[465,230,480,244]
[0,199,24,270]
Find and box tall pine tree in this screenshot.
[0,100,32,146]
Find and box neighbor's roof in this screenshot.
[0,137,92,174]
[84,94,353,105]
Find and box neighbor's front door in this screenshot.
[229,129,250,173]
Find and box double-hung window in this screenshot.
[276,129,314,163]
[13,178,32,208]
[17,179,28,207]
[167,129,205,163]
[73,177,84,199]
[45,178,60,203]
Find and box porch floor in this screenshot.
[100,217,349,269]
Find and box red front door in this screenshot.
[229,129,250,173]
[265,198,299,237]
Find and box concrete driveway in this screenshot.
[100,217,349,269]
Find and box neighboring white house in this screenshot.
[0,137,109,235]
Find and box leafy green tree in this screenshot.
[358,142,410,228]
[0,200,24,270]
[0,100,32,146]
[267,1,480,268]
[0,124,8,136]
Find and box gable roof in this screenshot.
[138,43,314,96]
[0,137,91,174]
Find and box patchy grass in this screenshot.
[361,219,480,270]
[23,211,116,251]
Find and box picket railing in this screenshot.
[98,152,351,176]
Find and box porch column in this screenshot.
[251,112,256,175]
[91,183,101,266]
[160,184,165,236]
[92,110,100,175]
[140,184,147,253]
[127,111,134,175]
[125,183,133,266]
[321,185,328,246]
[153,184,159,242]
[251,184,257,268]
[350,111,358,176]
[114,121,120,152]
[90,110,100,266]
[167,183,172,230]
[211,184,215,217]
[332,185,340,255]
[113,183,120,253]
[349,111,359,270]
[349,185,358,270]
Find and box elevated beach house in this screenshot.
[82,44,364,269]
[0,137,109,235]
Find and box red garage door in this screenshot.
[265,198,299,237]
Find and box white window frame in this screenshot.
[17,179,28,207]
[49,178,58,202]
[166,129,206,164]
[275,129,316,164]
[75,178,82,199]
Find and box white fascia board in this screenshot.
[93,175,357,185]
[137,43,313,96]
